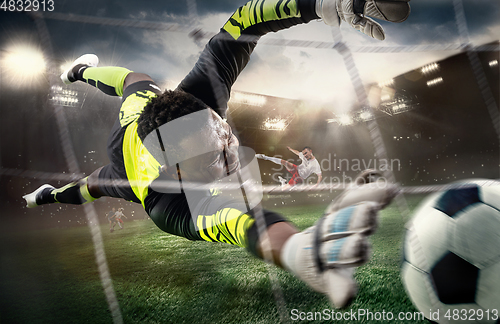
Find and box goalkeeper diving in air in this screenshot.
[23,0,409,308]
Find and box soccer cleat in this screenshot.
[60,54,99,84]
[281,202,379,308]
[23,184,55,208]
[278,176,288,186]
[315,0,410,40]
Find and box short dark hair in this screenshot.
[137,89,209,141]
[302,146,312,152]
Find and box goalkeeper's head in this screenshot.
[137,90,240,183]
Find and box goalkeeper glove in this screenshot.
[316,0,411,40]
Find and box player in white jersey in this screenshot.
[257,146,322,186]
[114,208,128,229]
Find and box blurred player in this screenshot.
[257,146,322,186]
[106,207,117,233]
[23,0,409,308]
[114,208,128,229]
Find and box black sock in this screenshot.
[68,64,90,82]
[36,188,56,205]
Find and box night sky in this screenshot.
[0,0,499,230]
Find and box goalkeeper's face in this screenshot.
[175,110,240,183]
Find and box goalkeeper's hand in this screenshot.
[316,0,411,40]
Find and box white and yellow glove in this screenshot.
[316,0,411,40]
[281,172,399,308]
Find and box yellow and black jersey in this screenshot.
[98,81,162,205]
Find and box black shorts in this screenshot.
[144,189,287,256]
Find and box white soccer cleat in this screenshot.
[60,54,99,84]
[278,176,288,186]
[22,184,55,208]
[281,202,380,308]
[315,0,410,40]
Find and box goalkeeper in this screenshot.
[23,0,408,308]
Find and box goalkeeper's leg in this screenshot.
[60,54,138,97]
[23,168,104,208]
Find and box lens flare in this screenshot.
[1,44,46,88]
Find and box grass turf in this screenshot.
[0,195,429,323]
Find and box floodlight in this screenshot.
[1,45,46,87]
[50,85,80,107]
[426,77,443,87]
[420,62,439,75]
[358,110,373,121]
[338,114,353,126]
[392,103,408,113]
[230,91,267,107]
[263,117,288,131]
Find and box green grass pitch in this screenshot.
[0,195,429,323]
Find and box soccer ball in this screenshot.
[401,181,500,323]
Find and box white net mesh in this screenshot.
[1,1,498,322]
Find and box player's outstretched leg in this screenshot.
[255,154,282,165]
[22,177,97,208]
[316,0,410,40]
[22,184,56,208]
[61,53,132,97]
[281,202,380,308]
[60,54,99,84]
